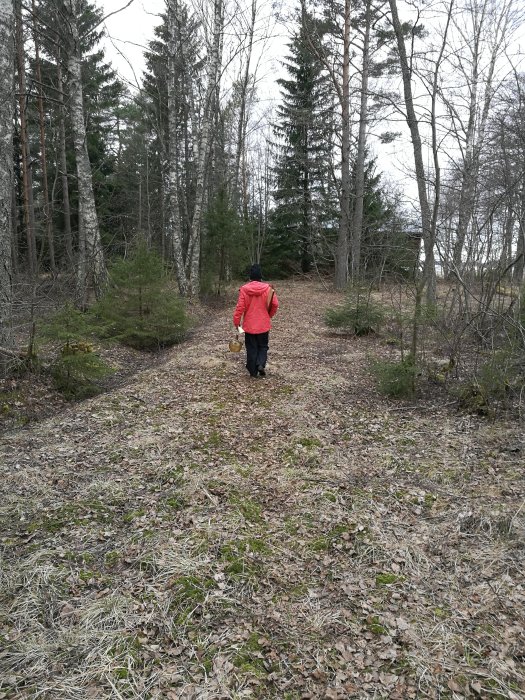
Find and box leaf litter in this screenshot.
[0,279,524,699]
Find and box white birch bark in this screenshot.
[187,0,223,296]
[66,0,106,306]
[335,0,351,290]
[449,0,516,270]
[0,0,14,361]
[57,55,73,264]
[166,0,188,295]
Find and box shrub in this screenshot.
[40,305,114,399]
[51,345,113,399]
[325,300,384,336]
[93,244,189,351]
[372,357,416,398]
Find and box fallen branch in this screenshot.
[0,345,27,360]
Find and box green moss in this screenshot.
[27,500,115,534]
[164,495,186,511]
[233,633,268,677]
[297,436,322,448]
[169,575,215,623]
[376,572,403,586]
[104,551,121,567]
[220,540,264,580]
[367,615,387,635]
[205,430,223,447]
[229,494,264,523]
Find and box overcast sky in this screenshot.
[101,0,165,90]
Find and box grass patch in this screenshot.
[229,493,264,523]
[367,615,387,635]
[310,523,354,552]
[219,539,267,580]
[169,575,215,623]
[233,633,269,677]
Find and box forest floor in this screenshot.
[1,279,524,700]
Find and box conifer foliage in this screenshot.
[93,243,189,351]
[269,8,336,275]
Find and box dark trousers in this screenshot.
[245,332,269,376]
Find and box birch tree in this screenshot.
[15,0,37,275]
[187,0,223,295]
[387,0,436,302]
[64,0,106,306]
[166,0,187,294]
[0,0,15,363]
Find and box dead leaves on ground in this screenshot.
[1,281,524,699]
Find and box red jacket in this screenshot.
[233,281,279,334]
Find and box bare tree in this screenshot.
[446,0,521,272]
[0,0,15,364]
[388,0,436,302]
[31,0,55,273]
[351,0,372,281]
[15,0,37,276]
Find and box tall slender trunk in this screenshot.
[187,0,223,296]
[31,0,55,273]
[66,0,106,306]
[15,0,37,276]
[166,0,187,294]
[57,56,73,265]
[388,0,436,303]
[430,0,454,277]
[516,178,525,283]
[452,0,511,271]
[351,0,371,281]
[233,0,256,217]
[335,0,351,290]
[0,0,15,364]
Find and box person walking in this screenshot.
[233,264,279,378]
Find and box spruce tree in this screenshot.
[269,8,336,275]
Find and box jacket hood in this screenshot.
[243,281,270,296]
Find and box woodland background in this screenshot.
[0,2,525,697]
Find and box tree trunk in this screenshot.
[335,0,351,290]
[351,0,371,281]
[388,0,436,303]
[57,56,73,265]
[0,0,15,366]
[65,0,106,306]
[31,0,55,273]
[187,0,223,296]
[233,0,256,217]
[166,0,187,294]
[15,0,37,276]
[451,0,512,272]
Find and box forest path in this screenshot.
[1,279,524,700]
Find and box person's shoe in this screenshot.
[257,365,266,377]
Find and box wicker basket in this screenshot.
[229,333,243,352]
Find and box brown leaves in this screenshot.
[2,281,524,699]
